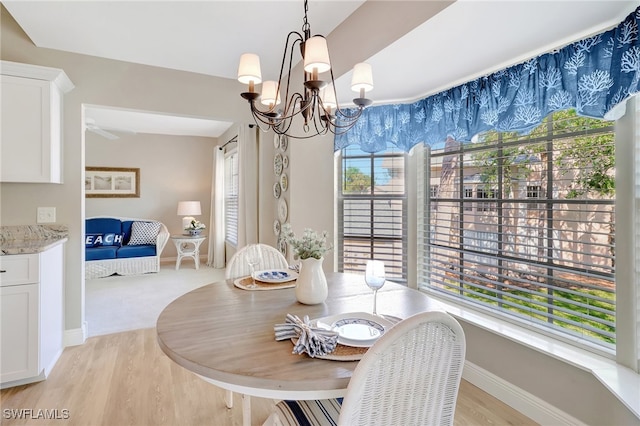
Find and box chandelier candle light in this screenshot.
[237,0,373,138]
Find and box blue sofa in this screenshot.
[85,216,169,279]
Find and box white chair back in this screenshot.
[338,311,466,426]
[225,243,288,279]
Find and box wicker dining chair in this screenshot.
[265,311,467,426]
[225,243,289,280]
[223,243,289,410]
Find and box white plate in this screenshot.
[273,181,281,199]
[278,198,288,222]
[274,153,283,176]
[315,312,394,348]
[254,269,298,284]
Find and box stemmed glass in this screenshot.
[365,260,386,316]
[246,245,263,289]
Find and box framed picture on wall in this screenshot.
[85,167,140,198]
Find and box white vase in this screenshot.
[295,257,328,305]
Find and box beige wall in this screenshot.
[85,131,216,259]
[288,133,336,272]
[0,7,250,334]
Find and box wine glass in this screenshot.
[365,260,386,316]
[246,245,263,289]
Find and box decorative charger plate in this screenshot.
[273,219,281,236]
[273,133,280,149]
[273,181,281,199]
[278,237,287,256]
[280,173,288,192]
[278,198,288,222]
[254,269,298,283]
[279,134,288,151]
[274,153,283,176]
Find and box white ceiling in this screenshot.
[3,0,637,138]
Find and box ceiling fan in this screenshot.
[84,117,135,140]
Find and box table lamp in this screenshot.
[177,201,202,229]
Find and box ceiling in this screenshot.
[3,0,637,139]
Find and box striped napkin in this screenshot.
[274,314,339,357]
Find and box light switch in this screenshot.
[37,207,56,223]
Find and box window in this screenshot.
[526,184,542,211]
[338,145,407,284]
[476,187,497,212]
[224,149,239,246]
[419,110,616,349]
[463,187,474,211]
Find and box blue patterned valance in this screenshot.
[335,6,640,153]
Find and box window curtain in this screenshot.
[237,124,259,247]
[335,6,640,154]
[207,146,226,268]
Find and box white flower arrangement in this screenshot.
[281,223,332,260]
[185,219,206,231]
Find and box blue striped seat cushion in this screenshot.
[274,399,342,426]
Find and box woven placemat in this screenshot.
[234,276,296,291]
[291,338,368,361]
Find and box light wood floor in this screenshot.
[1,328,536,426]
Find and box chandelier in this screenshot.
[237,0,373,139]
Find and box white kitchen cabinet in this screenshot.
[0,243,65,387]
[0,61,74,183]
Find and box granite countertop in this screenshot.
[0,225,68,255]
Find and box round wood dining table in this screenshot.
[156,271,444,425]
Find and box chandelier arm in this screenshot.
[276,32,304,113]
[273,92,318,123]
[334,107,365,121]
[251,114,277,134]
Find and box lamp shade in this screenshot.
[320,84,337,110]
[351,62,374,93]
[260,80,281,107]
[303,36,331,74]
[177,201,202,216]
[237,53,262,85]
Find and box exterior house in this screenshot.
[1,3,638,425]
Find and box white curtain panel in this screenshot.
[237,124,259,247]
[208,146,226,268]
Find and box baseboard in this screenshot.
[44,348,64,376]
[463,361,586,426]
[63,321,87,347]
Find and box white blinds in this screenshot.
[224,150,239,247]
[338,146,408,284]
[419,110,616,347]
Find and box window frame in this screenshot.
[337,146,408,284]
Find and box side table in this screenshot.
[170,235,206,270]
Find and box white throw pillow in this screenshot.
[128,221,161,245]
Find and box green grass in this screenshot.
[443,282,615,344]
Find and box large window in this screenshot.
[224,149,239,247]
[338,145,407,284]
[419,110,616,349]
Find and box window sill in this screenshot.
[430,295,640,419]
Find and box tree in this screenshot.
[554,110,615,265]
[343,166,371,194]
